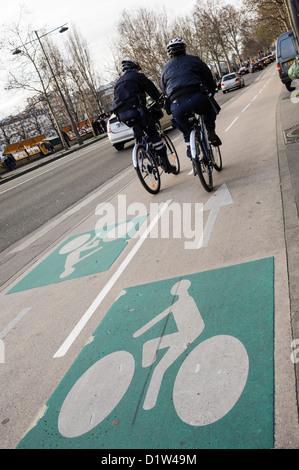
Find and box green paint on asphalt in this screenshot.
[17,257,274,449]
[7,215,147,294]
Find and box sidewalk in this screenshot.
[0,133,107,185]
[276,83,299,396]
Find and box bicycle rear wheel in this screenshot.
[211,145,222,171]
[190,130,213,192]
[161,133,180,174]
[134,144,161,194]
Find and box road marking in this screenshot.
[225,116,239,132]
[226,69,273,130]
[9,167,134,253]
[201,183,233,248]
[18,258,274,449]
[53,199,172,358]
[242,103,251,113]
[0,308,31,340]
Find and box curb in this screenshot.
[276,86,299,410]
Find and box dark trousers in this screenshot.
[118,106,160,145]
[170,92,216,146]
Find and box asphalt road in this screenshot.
[0,69,262,255]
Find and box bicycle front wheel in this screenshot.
[161,133,180,174]
[211,145,222,171]
[134,144,161,194]
[190,130,213,192]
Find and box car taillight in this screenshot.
[235,78,239,81]
[277,63,282,73]
[221,83,224,86]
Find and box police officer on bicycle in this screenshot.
[161,38,221,159]
[113,59,176,173]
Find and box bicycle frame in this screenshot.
[189,113,214,192]
[132,135,159,170]
[190,114,211,164]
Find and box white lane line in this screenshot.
[53,199,172,358]
[9,166,134,253]
[223,68,275,133]
[0,308,31,340]
[225,116,239,132]
[242,103,251,113]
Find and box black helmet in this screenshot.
[122,59,141,72]
[166,38,186,58]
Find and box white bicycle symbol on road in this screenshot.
[58,279,249,438]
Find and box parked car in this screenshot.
[107,115,135,150]
[260,57,270,67]
[238,66,249,75]
[249,61,259,73]
[276,30,299,91]
[221,72,245,93]
[107,108,173,151]
[216,79,222,90]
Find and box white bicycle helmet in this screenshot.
[166,38,186,57]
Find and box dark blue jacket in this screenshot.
[113,70,161,112]
[161,54,216,99]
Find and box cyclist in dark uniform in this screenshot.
[113,59,176,173]
[161,38,221,159]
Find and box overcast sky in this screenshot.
[0,0,238,117]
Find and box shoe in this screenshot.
[165,164,177,174]
[208,130,222,146]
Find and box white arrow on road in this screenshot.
[200,183,233,248]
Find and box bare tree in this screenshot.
[114,7,172,87]
[1,16,69,148]
[221,4,250,64]
[193,0,235,74]
[244,0,291,32]
[64,26,102,115]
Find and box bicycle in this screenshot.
[189,113,222,192]
[132,102,180,194]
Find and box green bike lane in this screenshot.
[1,65,298,449]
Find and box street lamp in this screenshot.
[12,24,83,146]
